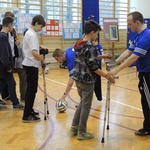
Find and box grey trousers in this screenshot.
[72,80,94,133]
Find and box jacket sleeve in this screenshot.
[85,46,99,71]
[0,36,12,70]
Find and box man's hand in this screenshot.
[109,68,119,76]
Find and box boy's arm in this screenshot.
[31,50,44,63]
[0,37,12,71]
[94,69,115,84]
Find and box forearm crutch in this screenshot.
[101,60,117,143]
[41,57,50,120]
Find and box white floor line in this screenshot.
[39,75,142,112]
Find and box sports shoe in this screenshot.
[13,103,24,109]
[0,104,7,110]
[31,109,39,116]
[70,125,78,136]
[22,114,41,123]
[0,99,6,105]
[77,132,94,140]
[135,128,150,136]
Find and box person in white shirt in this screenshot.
[22,15,46,123]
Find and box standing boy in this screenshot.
[0,16,24,109]
[70,20,115,140]
[22,15,46,123]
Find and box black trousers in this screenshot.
[23,66,38,117]
[94,64,102,100]
[0,72,19,105]
[1,57,16,99]
[1,85,9,99]
[138,72,150,129]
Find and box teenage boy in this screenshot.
[22,15,46,123]
[70,20,115,140]
[0,16,24,109]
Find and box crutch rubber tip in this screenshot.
[44,116,47,120]
[47,111,49,114]
[107,125,109,130]
[101,138,105,143]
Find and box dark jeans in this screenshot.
[138,72,150,129]
[1,85,9,99]
[17,68,27,100]
[23,66,38,117]
[72,81,94,133]
[0,72,19,105]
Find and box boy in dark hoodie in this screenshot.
[70,20,115,140]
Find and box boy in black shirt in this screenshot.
[0,16,24,109]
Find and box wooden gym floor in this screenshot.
[0,64,150,150]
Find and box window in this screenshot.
[99,0,129,29]
[0,0,81,23]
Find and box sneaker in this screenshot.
[135,128,150,136]
[70,125,78,136]
[77,132,94,140]
[31,109,39,116]
[0,99,6,105]
[0,104,7,110]
[13,103,24,110]
[22,114,41,123]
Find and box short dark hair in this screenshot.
[53,48,64,57]
[31,15,46,27]
[128,11,144,24]
[2,16,14,27]
[4,11,15,18]
[84,20,101,34]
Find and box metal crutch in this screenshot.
[101,60,117,143]
[41,55,50,120]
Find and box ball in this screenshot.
[55,100,68,112]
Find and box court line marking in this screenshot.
[39,76,142,112]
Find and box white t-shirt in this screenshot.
[22,27,40,68]
[8,32,15,57]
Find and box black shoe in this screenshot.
[22,114,41,123]
[31,110,39,116]
[135,128,150,136]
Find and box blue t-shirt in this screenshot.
[95,43,103,56]
[128,28,150,72]
[65,47,75,76]
[95,43,103,63]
